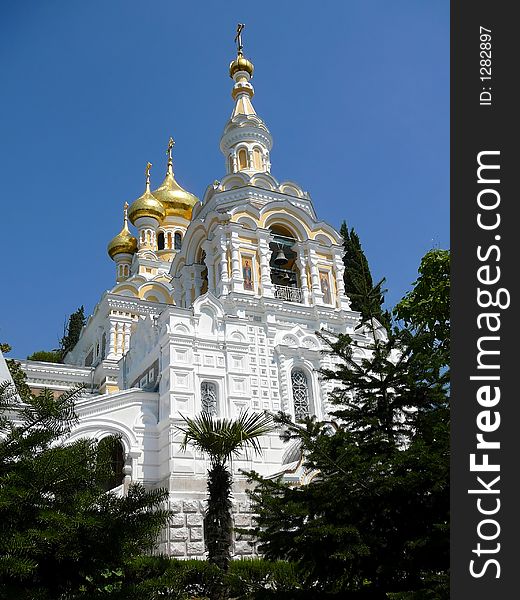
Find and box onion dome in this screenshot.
[152,137,198,219]
[108,202,137,259]
[229,54,254,79]
[128,162,166,224]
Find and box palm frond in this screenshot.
[177,410,274,466]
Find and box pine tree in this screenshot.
[247,249,450,599]
[0,359,170,600]
[340,222,390,328]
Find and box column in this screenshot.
[193,266,203,299]
[218,235,230,296]
[123,322,131,355]
[308,246,323,305]
[183,268,194,307]
[258,233,274,298]
[294,244,310,304]
[230,231,243,292]
[108,321,117,359]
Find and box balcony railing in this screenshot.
[274,285,303,303]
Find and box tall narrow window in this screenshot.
[157,231,165,250]
[291,369,310,422]
[174,232,182,250]
[253,147,263,170]
[201,381,217,416]
[238,148,248,170]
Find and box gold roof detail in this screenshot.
[152,138,198,219]
[128,162,166,224]
[108,202,138,259]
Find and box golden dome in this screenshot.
[152,171,198,219]
[152,137,199,219]
[128,162,166,224]
[108,203,138,259]
[229,53,254,79]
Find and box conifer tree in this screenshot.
[60,305,86,359]
[0,359,170,600]
[340,221,390,328]
[247,249,450,599]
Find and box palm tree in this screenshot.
[177,410,273,572]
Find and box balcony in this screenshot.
[274,285,303,303]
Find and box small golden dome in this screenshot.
[152,171,198,219]
[229,53,254,79]
[128,162,166,224]
[108,203,138,260]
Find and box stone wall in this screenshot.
[157,496,258,559]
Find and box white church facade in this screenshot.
[15,33,375,558]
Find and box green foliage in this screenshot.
[26,350,62,363]
[247,250,450,599]
[110,556,302,600]
[177,412,274,575]
[395,248,450,364]
[226,558,303,599]
[121,556,223,600]
[340,222,390,328]
[179,411,274,468]
[60,305,86,359]
[0,368,170,600]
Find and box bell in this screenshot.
[280,270,291,282]
[274,249,288,266]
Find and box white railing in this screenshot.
[274,285,303,303]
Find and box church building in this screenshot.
[17,29,374,558]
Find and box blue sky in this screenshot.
[0,1,449,359]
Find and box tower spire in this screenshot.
[145,162,152,191]
[123,202,130,230]
[167,137,174,175]
[221,24,273,174]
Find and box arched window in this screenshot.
[201,381,217,416]
[269,225,301,300]
[167,231,173,249]
[174,232,182,250]
[238,148,248,170]
[157,231,165,250]
[253,147,263,170]
[228,154,234,173]
[291,369,310,422]
[98,437,125,492]
[101,333,106,359]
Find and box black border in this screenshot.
[451,2,517,596]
